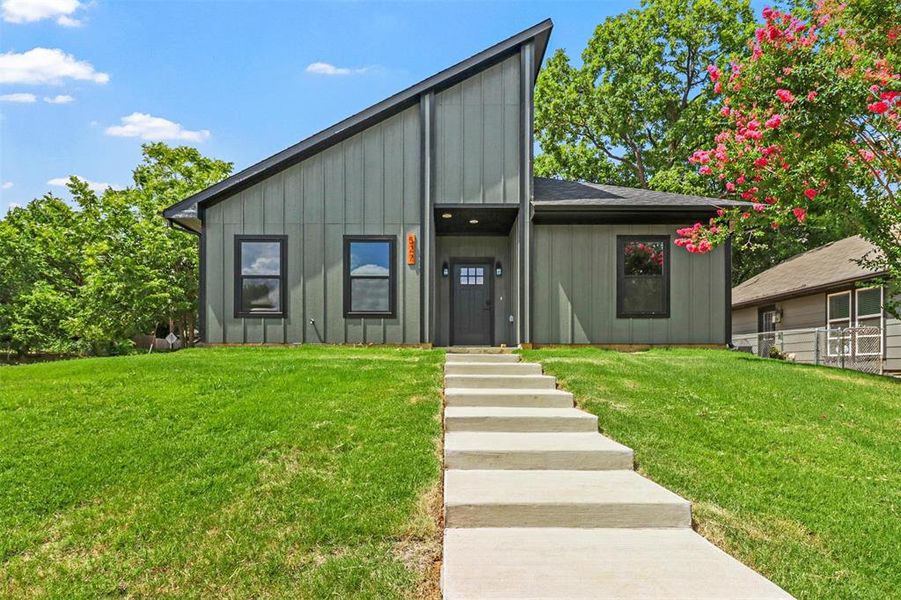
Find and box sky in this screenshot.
[0,0,765,215]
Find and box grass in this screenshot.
[0,346,444,599]
[521,347,900,599]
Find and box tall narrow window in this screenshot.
[343,236,396,318]
[234,235,287,318]
[855,286,883,356]
[617,236,670,318]
[826,291,851,356]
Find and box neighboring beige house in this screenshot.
[731,236,900,374]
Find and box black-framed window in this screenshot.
[616,235,670,318]
[234,235,287,318]
[343,235,396,318]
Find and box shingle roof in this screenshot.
[163,19,553,230]
[732,235,885,308]
[532,177,749,209]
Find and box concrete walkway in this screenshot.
[441,350,792,599]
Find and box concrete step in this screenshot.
[445,388,574,408]
[444,469,691,528]
[442,527,792,599]
[447,347,515,354]
[445,432,633,470]
[445,407,598,433]
[444,374,557,390]
[445,362,542,376]
[445,353,520,363]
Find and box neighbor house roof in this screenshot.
[532,177,749,209]
[163,19,554,232]
[732,235,885,308]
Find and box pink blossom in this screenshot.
[765,114,783,128]
[725,181,736,192]
[881,91,900,101]
[762,6,774,20]
[736,174,746,185]
[707,65,720,83]
[753,203,766,212]
[714,81,723,94]
[792,207,807,222]
[807,91,818,101]
[699,166,713,175]
[804,188,818,200]
[868,101,889,114]
[775,89,795,104]
[754,157,769,168]
[717,209,725,217]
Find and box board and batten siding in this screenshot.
[434,54,521,205]
[203,106,422,344]
[532,224,727,345]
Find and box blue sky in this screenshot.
[0,1,763,215]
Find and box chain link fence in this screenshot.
[814,326,883,375]
[733,326,884,375]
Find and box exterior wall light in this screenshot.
[468,219,479,224]
[495,261,503,277]
[441,212,453,219]
[442,262,449,277]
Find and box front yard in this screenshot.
[0,347,443,599]
[522,348,901,599]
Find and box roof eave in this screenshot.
[731,272,888,309]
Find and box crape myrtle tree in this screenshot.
[534,0,756,193]
[0,144,231,355]
[677,1,900,309]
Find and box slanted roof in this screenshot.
[732,235,885,308]
[163,19,554,231]
[532,177,749,209]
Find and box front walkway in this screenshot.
[440,350,791,599]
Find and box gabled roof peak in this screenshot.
[163,19,553,228]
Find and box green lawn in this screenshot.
[521,347,901,599]
[0,347,444,599]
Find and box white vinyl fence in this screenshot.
[732,326,883,375]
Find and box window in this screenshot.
[616,236,670,318]
[343,236,396,318]
[234,235,287,318]
[460,267,485,285]
[826,291,851,356]
[855,286,883,356]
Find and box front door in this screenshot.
[451,260,493,346]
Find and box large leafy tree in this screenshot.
[534,0,756,193]
[0,143,231,355]
[676,1,900,306]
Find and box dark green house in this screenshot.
[163,20,742,347]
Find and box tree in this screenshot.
[0,143,231,355]
[676,1,900,308]
[534,0,756,193]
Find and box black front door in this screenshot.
[451,261,493,346]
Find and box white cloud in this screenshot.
[350,264,390,276]
[0,48,108,85]
[44,94,73,104]
[2,0,83,25]
[48,175,121,193]
[305,62,369,76]
[1,181,13,189]
[104,112,210,142]
[0,92,36,103]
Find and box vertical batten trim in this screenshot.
[519,42,534,344]
[725,235,733,346]
[198,206,206,344]
[420,92,434,343]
